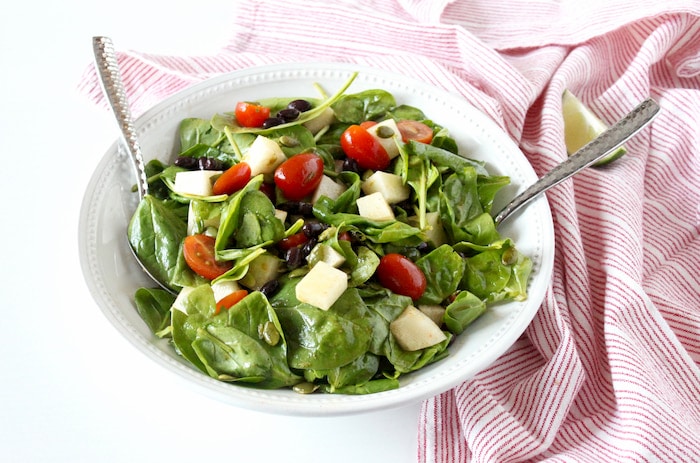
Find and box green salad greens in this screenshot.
[128,72,532,395]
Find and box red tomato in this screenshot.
[277,231,309,251]
[235,102,270,128]
[340,125,390,171]
[376,253,427,300]
[273,153,325,201]
[397,120,434,144]
[215,289,249,314]
[182,234,233,280]
[212,162,251,195]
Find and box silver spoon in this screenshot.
[92,36,176,294]
[493,97,660,225]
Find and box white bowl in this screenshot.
[79,62,554,416]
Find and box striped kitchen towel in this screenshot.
[80,1,700,461]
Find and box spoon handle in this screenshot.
[92,36,149,201]
[494,97,660,225]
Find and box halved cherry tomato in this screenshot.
[212,162,251,195]
[182,234,233,280]
[277,231,309,251]
[376,253,427,300]
[235,101,271,128]
[340,125,390,171]
[273,153,325,201]
[397,120,434,144]
[215,289,249,314]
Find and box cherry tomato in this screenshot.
[277,231,309,251]
[215,289,249,314]
[273,153,325,201]
[340,125,390,171]
[235,101,271,128]
[397,120,434,144]
[212,162,251,195]
[376,253,427,300]
[182,234,233,280]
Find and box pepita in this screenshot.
[261,321,281,346]
[376,125,395,138]
[292,382,319,394]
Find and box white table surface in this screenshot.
[0,2,421,461]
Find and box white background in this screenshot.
[0,2,421,461]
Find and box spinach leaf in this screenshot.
[179,118,227,151]
[477,174,511,213]
[320,377,400,394]
[134,288,175,335]
[215,175,264,253]
[270,279,372,370]
[306,352,380,391]
[385,331,452,374]
[416,245,465,305]
[406,140,489,176]
[443,291,487,335]
[174,289,301,387]
[234,190,285,248]
[331,89,396,123]
[127,195,190,291]
[461,240,532,301]
[171,285,222,373]
[388,104,425,121]
[348,246,380,287]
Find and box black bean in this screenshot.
[287,99,312,112]
[174,156,198,169]
[262,117,285,129]
[341,157,361,174]
[277,107,300,122]
[277,201,314,216]
[197,157,225,171]
[300,237,318,257]
[298,202,314,216]
[302,221,328,238]
[259,279,280,298]
[285,247,304,269]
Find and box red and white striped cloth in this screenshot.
[80,1,700,461]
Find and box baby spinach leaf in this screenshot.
[416,245,465,305]
[128,195,189,291]
[234,190,285,248]
[443,291,486,335]
[331,89,396,123]
[306,352,380,391]
[461,240,531,301]
[270,279,371,370]
[319,377,400,394]
[179,118,227,152]
[134,288,175,335]
[406,140,488,175]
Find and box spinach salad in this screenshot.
[129,72,532,395]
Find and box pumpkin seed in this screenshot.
[292,382,319,394]
[261,321,280,346]
[376,125,395,138]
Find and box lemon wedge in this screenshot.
[562,89,627,166]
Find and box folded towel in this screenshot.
[80,1,700,461]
